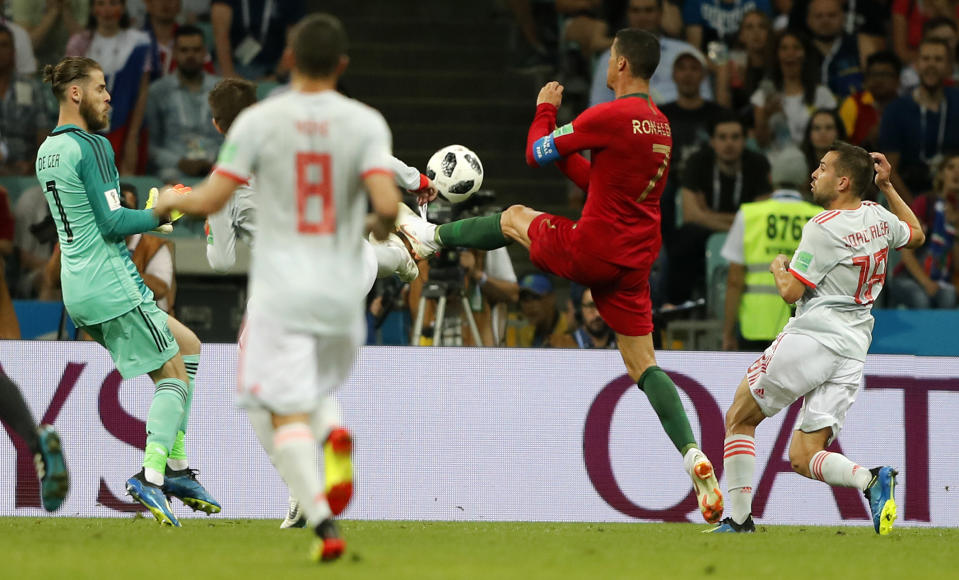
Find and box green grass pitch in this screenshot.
[2,517,956,579]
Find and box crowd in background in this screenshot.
[0,0,955,350]
[506,0,959,339]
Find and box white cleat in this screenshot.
[369,232,420,283]
[685,449,724,524]
[280,496,306,529]
[395,202,440,261]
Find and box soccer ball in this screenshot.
[425,145,484,203]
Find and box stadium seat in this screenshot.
[705,232,728,320]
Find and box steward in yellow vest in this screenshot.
[722,190,820,350]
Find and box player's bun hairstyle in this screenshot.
[291,13,348,78]
[827,141,873,199]
[613,28,660,80]
[208,78,257,133]
[42,57,102,102]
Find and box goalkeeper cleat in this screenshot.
[35,425,69,512]
[162,467,221,514]
[280,496,307,529]
[706,515,756,533]
[394,202,439,261]
[126,470,180,527]
[687,449,724,524]
[369,232,420,283]
[865,466,898,535]
[311,518,345,563]
[324,427,353,516]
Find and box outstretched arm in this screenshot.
[76,151,158,238]
[155,172,239,217]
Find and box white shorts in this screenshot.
[236,309,361,415]
[746,332,863,444]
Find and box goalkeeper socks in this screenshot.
[809,450,873,489]
[144,377,189,484]
[273,422,331,527]
[167,431,188,471]
[0,370,39,453]
[637,366,697,454]
[168,354,199,470]
[436,213,508,250]
[724,435,756,525]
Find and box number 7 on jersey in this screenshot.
[637,144,671,203]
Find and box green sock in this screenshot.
[169,354,199,464]
[144,378,188,473]
[143,442,169,475]
[436,213,508,249]
[637,366,697,455]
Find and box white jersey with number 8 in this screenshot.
[214,90,393,335]
[784,201,913,361]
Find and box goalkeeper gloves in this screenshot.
[145,184,190,233]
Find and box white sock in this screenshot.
[310,395,344,444]
[272,422,331,526]
[372,243,407,278]
[166,458,189,471]
[246,406,277,465]
[144,467,164,486]
[724,435,756,525]
[809,450,873,489]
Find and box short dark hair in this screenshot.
[43,56,103,102]
[918,36,951,55]
[174,24,205,43]
[709,109,744,136]
[866,50,902,75]
[208,78,257,133]
[613,28,660,80]
[922,16,958,36]
[291,13,348,78]
[827,141,873,198]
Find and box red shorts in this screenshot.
[527,213,653,336]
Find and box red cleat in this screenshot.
[311,519,345,563]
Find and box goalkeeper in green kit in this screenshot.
[35,56,219,527]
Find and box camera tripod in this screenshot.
[410,278,482,346]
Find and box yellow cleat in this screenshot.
[323,427,353,516]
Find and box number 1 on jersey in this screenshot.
[296,152,335,234]
[852,247,888,305]
[637,143,671,203]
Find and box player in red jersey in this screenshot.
[396,28,723,524]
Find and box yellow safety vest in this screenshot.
[740,196,821,340]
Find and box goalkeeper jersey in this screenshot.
[35,124,160,326]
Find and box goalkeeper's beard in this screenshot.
[80,96,110,132]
